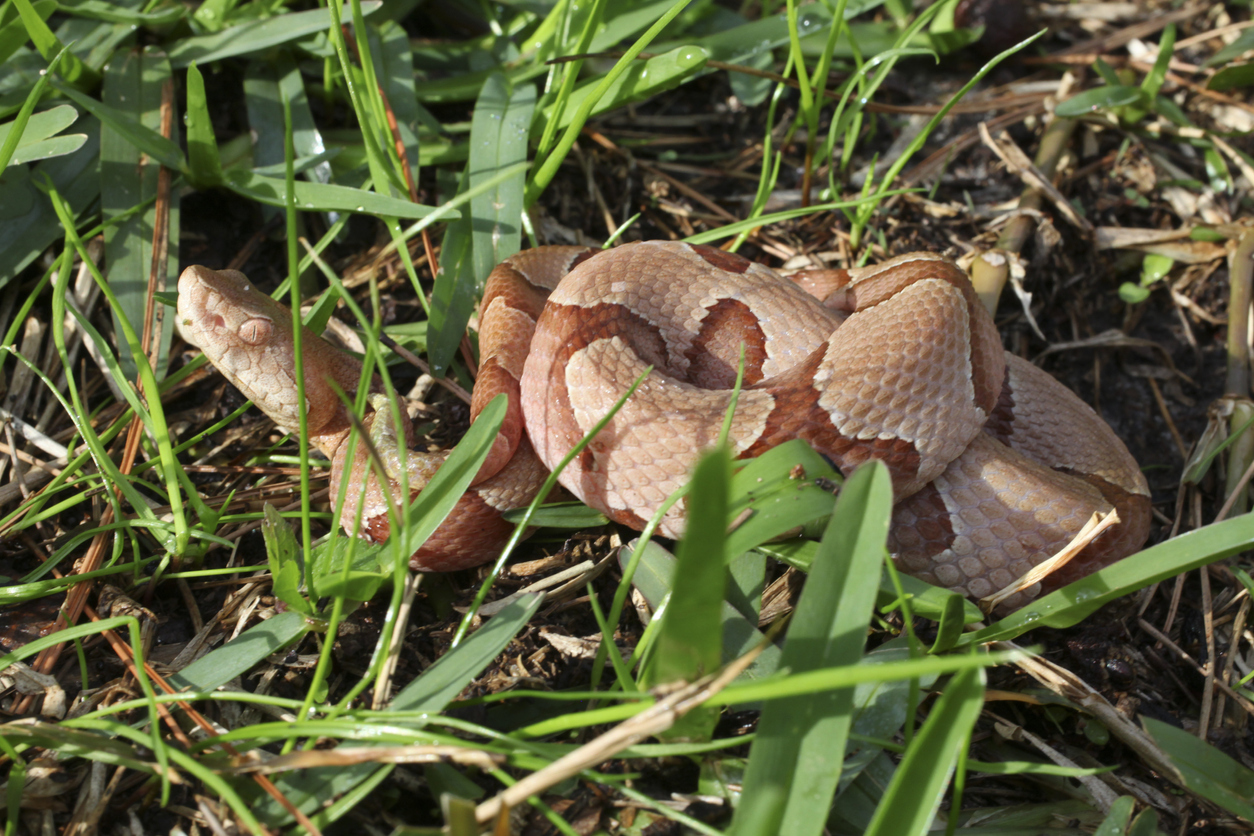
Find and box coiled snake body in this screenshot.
[178,241,1150,602]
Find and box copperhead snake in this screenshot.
[177,241,1151,602]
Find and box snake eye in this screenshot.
[238,318,273,346]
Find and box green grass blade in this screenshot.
[0,102,77,159]
[165,611,309,692]
[0,46,69,172]
[757,539,985,625]
[51,79,186,171]
[393,594,545,713]
[534,45,707,135]
[1140,24,1175,101]
[167,2,383,68]
[731,461,892,836]
[641,447,732,739]
[184,63,224,186]
[10,0,100,88]
[470,72,533,282]
[395,395,508,560]
[627,538,783,684]
[244,596,545,829]
[863,666,985,836]
[221,168,440,217]
[422,72,534,377]
[961,513,1254,646]
[244,54,330,183]
[1143,717,1254,822]
[526,0,697,205]
[0,0,54,67]
[725,439,839,557]
[428,177,476,376]
[6,133,86,164]
[56,0,185,25]
[374,20,427,176]
[1094,796,1136,835]
[1054,85,1144,118]
[101,46,177,380]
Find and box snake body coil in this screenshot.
[178,241,1150,603]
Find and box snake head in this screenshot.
[178,265,285,349]
[176,265,365,449]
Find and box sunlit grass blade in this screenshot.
[10,0,100,88]
[526,0,696,205]
[394,394,507,560]
[759,538,985,625]
[246,596,545,829]
[641,447,731,739]
[534,46,707,134]
[0,46,69,172]
[863,666,985,836]
[0,103,83,168]
[725,439,838,556]
[962,513,1254,646]
[731,460,892,836]
[51,79,185,171]
[167,2,382,68]
[222,169,441,217]
[0,0,54,67]
[627,538,783,685]
[56,1,185,26]
[184,63,224,187]
[0,718,169,776]
[164,611,309,692]
[469,72,532,281]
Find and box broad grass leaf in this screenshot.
[167,3,382,68]
[6,134,86,164]
[1093,795,1135,835]
[1055,85,1144,117]
[0,103,76,154]
[165,611,309,693]
[469,72,532,283]
[1144,717,1254,823]
[184,63,224,186]
[52,80,185,171]
[730,460,891,836]
[627,538,782,683]
[1209,63,1254,92]
[222,167,441,218]
[761,538,984,625]
[642,448,733,739]
[863,666,984,836]
[535,46,707,132]
[725,439,838,557]
[0,0,54,67]
[101,47,178,380]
